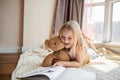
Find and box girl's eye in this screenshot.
[61,36,65,39]
[68,37,72,40]
[54,42,57,45]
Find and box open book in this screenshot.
[17,66,96,80]
[17,66,65,80]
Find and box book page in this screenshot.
[17,66,65,80]
[56,68,96,80]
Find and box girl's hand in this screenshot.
[53,61,64,67]
[52,58,59,65]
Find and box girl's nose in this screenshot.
[64,38,69,43]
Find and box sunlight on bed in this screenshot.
[90,58,120,72]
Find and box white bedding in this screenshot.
[11,48,120,80]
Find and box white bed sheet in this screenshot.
[11,48,120,80]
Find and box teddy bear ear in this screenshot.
[45,40,49,47]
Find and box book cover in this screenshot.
[17,66,65,80]
[17,66,96,80]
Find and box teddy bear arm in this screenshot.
[57,50,71,61]
[42,54,56,67]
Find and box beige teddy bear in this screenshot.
[42,36,71,67]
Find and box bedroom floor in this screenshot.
[0,53,20,80]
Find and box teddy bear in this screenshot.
[42,36,71,67]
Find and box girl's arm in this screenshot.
[52,51,84,68]
[53,61,83,68]
[53,47,87,68]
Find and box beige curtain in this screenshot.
[52,0,84,35]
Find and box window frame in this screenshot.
[83,0,120,43]
[104,0,120,43]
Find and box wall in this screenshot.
[22,0,56,51]
[0,0,23,53]
[0,0,57,53]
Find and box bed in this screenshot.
[11,48,120,80]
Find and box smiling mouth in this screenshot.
[64,43,70,45]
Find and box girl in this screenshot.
[53,21,98,68]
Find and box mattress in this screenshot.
[11,48,120,80]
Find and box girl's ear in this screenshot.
[45,40,49,48]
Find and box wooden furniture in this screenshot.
[0,53,20,80]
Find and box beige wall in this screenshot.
[0,0,23,53]
[23,0,56,51]
[0,0,56,53]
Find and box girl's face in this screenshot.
[60,29,74,49]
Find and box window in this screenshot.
[111,1,120,42]
[82,0,120,43]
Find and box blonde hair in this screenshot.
[59,21,87,52]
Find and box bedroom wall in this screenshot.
[23,0,56,51]
[0,0,23,53]
[0,0,57,53]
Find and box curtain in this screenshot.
[52,0,84,35]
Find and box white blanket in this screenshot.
[11,48,51,80]
[11,48,120,80]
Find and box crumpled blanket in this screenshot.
[11,48,52,80]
